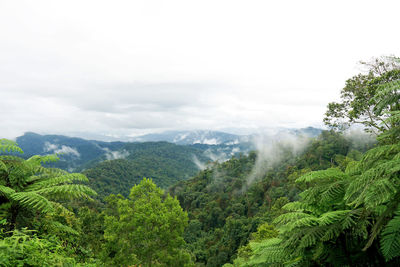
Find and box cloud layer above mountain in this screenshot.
[1,0,399,139]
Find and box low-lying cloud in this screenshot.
[244,132,311,190]
[44,142,80,157]
[103,148,130,160]
[192,155,207,170]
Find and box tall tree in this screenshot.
[102,178,192,266]
[324,56,400,134]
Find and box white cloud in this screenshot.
[192,155,207,170]
[44,142,80,157]
[103,148,130,160]
[244,133,311,188]
[1,0,400,139]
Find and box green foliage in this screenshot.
[83,142,209,200]
[170,131,356,266]
[0,140,96,230]
[233,74,400,266]
[3,56,398,266]
[380,207,400,261]
[15,132,126,171]
[251,223,279,242]
[373,79,400,144]
[102,178,192,266]
[324,56,400,134]
[0,228,76,267]
[0,139,23,154]
[77,206,105,257]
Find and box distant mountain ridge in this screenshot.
[16,132,125,171]
[133,130,242,145]
[11,128,322,197]
[132,127,322,145]
[14,127,322,172]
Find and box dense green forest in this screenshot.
[0,56,399,266]
[83,142,210,199]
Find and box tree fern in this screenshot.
[35,184,96,200]
[319,179,347,205]
[345,143,400,209]
[0,160,7,172]
[317,210,352,226]
[295,168,347,183]
[380,207,400,261]
[25,173,89,191]
[0,139,96,229]
[0,139,23,154]
[9,192,54,213]
[246,238,288,266]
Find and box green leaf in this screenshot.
[380,208,400,261]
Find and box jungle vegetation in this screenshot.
[0,56,399,266]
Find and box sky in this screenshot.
[1,0,400,140]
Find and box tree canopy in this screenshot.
[324,56,400,134]
[102,178,192,266]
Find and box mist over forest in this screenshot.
[1,1,400,266]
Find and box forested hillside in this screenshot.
[169,130,369,266]
[83,142,210,199]
[16,132,126,171]
[0,56,399,266]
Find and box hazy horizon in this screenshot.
[12,125,324,142]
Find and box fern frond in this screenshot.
[0,160,7,172]
[35,184,97,200]
[284,216,319,232]
[274,212,315,225]
[283,257,303,267]
[49,201,75,217]
[364,178,397,210]
[380,208,400,261]
[9,192,54,213]
[320,224,341,242]
[299,226,325,248]
[46,221,79,236]
[0,185,16,198]
[283,202,319,213]
[318,210,351,226]
[0,139,23,154]
[360,143,400,169]
[347,170,398,208]
[248,238,288,265]
[296,168,346,183]
[26,154,60,165]
[25,173,89,191]
[344,160,361,176]
[365,158,400,179]
[320,180,346,205]
[0,155,25,163]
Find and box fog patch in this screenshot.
[194,138,219,145]
[192,155,207,170]
[243,133,311,190]
[174,133,189,142]
[203,149,229,162]
[207,167,227,193]
[103,148,130,160]
[225,139,240,145]
[44,142,80,157]
[343,127,377,151]
[230,147,240,155]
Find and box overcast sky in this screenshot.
[1,0,400,139]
